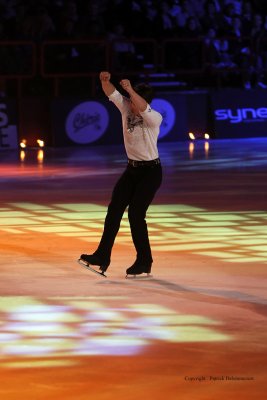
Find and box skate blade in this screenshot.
[77,259,107,278]
[125,273,153,280]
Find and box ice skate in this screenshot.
[78,254,109,278]
[125,261,152,279]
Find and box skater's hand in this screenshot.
[100,71,111,82]
[120,79,133,93]
[120,79,147,112]
[99,71,115,97]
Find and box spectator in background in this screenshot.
[139,0,159,38]
[114,0,159,38]
[57,0,79,26]
[204,26,236,69]
[186,0,205,19]
[250,12,264,39]
[44,2,80,74]
[170,0,182,19]
[154,1,176,38]
[172,0,191,30]
[9,2,27,39]
[171,0,205,20]
[204,27,222,66]
[108,23,138,71]
[201,0,223,31]
[179,16,203,70]
[228,14,244,38]
[224,0,243,15]
[241,0,255,36]
[79,0,106,38]
[250,13,267,88]
[19,5,55,41]
[220,2,236,35]
[104,0,131,35]
[45,19,81,74]
[182,16,202,38]
[210,0,222,13]
[1,0,267,91]
[227,15,254,88]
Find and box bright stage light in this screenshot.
[189,132,211,140]
[37,139,45,148]
[19,139,45,150]
[20,139,27,148]
[188,132,195,140]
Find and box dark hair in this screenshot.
[133,83,154,104]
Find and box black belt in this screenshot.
[128,158,161,167]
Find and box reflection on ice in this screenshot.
[0,296,232,369]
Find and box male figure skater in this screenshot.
[79,71,162,277]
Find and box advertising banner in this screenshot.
[51,98,119,146]
[152,94,188,141]
[211,89,267,138]
[51,94,190,146]
[0,100,18,150]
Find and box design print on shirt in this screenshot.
[126,113,143,133]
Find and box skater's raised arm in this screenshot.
[99,71,116,97]
[120,79,147,112]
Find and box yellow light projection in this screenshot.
[0,296,231,369]
[1,202,267,264]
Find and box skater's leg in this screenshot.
[127,164,162,272]
[93,168,134,264]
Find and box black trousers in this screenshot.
[94,163,162,267]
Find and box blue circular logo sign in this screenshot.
[151,98,176,139]
[65,101,109,144]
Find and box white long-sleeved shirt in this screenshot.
[109,89,162,161]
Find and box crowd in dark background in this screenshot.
[1,0,267,92]
[1,0,267,41]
